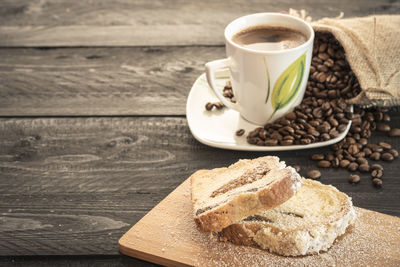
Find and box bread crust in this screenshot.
[192,165,301,233]
[220,179,356,256]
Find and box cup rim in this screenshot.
[224,12,314,55]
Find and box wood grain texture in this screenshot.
[119,178,400,266]
[0,255,159,267]
[0,0,399,46]
[0,46,224,116]
[0,117,399,256]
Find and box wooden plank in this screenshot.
[0,0,399,47]
[0,46,224,116]
[119,178,400,266]
[0,255,160,266]
[0,117,399,256]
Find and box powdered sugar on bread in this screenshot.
[191,156,302,233]
[221,179,356,256]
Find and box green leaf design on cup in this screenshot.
[264,57,271,103]
[269,52,306,119]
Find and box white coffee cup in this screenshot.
[205,13,314,125]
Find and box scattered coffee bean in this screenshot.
[363,147,372,157]
[388,128,400,137]
[388,149,399,158]
[205,102,214,111]
[377,123,390,132]
[317,160,331,168]
[340,159,350,168]
[214,102,224,109]
[348,162,359,171]
[358,164,370,172]
[307,169,321,179]
[371,164,383,171]
[378,141,391,150]
[381,152,394,161]
[370,152,381,161]
[325,154,335,161]
[383,113,390,122]
[356,157,368,165]
[311,154,325,161]
[371,169,383,178]
[235,129,245,136]
[349,174,360,183]
[372,178,383,187]
[348,144,359,155]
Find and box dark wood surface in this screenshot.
[0,1,399,266]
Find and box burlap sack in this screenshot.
[289,10,400,107]
[310,15,400,107]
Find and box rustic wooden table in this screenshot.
[1,1,399,266]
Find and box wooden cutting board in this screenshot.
[119,179,400,266]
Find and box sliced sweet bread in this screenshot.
[220,178,356,256]
[191,156,302,233]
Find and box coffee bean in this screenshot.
[312,107,323,118]
[382,113,390,122]
[359,138,368,146]
[388,149,398,158]
[388,128,400,137]
[372,178,383,187]
[307,169,322,179]
[348,162,359,171]
[336,124,347,133]
[381,152,394,161]
[340,159,350,168]
[280,139,294,145]
[254,140,264,146]
[311,154,325,160]
[363,147,372,157]
[293,165,301,172]
[214,102,224,109]
[356,157,368,165]
[317,160,331,168]
[378,141,391,150]
[300,138,312,145]
[371,164,383,171]
[377,123,390,132]
[374,111,384,121]
[325,154,335,161]
[370,152,381,161]
[359,164,370,172]
[319,43,327,52]
[349,174,360,183]
[307,128,320,137]
[265,139,278,146]
[286,112,297,120]
[329,129,340,138]
[348,144,359,155]
[371,169,383,178]
[236,129,245,136]
[321,133,331,140]
[205,102,214,111]
[345,154,356,162]
[318,52,330,61]
[367,144,383,152]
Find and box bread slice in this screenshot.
[219,178,356,256]
[191,156,302,233]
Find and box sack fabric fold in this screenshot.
[311,15,400,107]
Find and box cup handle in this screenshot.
[205,58,241,112]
